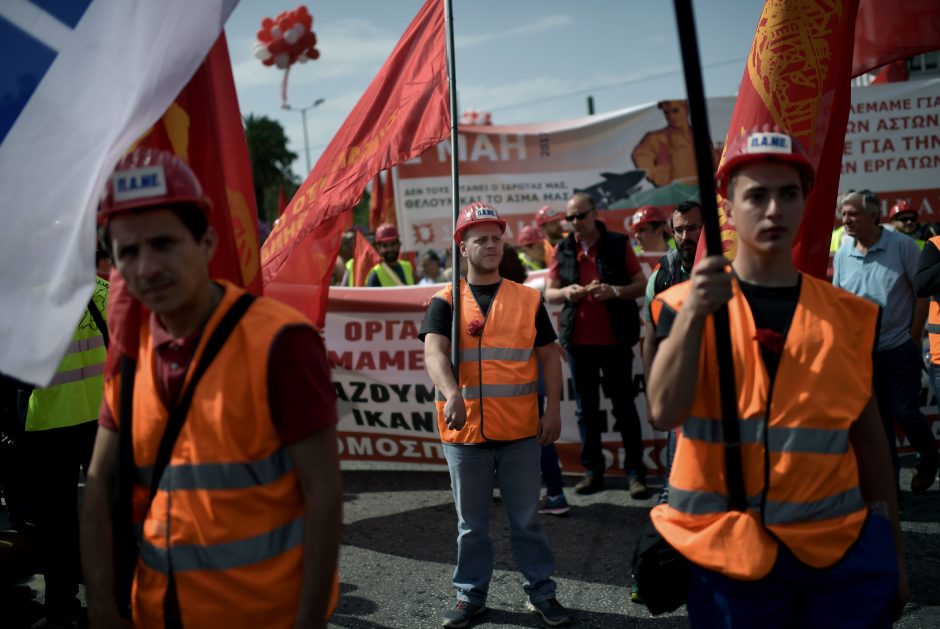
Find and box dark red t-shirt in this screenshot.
[98,312,337,445]
[548,239,642,346]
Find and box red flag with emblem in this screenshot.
[260,0,449,327]
[104,33,262,378]
[353,231,382,287]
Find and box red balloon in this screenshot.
[256,28,271,42]
[298,31,314,49]
[267,39,286,54]
[307,47,320,60]
[261,17,274,28]
[308,32,317,46]
[278,16,291,32]
[297,5,309,17]
[301,14,312,30]
[262,57,275,66]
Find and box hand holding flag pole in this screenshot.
[672,0,746,511]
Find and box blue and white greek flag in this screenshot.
[0,0,238,385]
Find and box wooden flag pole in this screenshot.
[672,0,746,511]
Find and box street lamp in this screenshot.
[283,97,325,173]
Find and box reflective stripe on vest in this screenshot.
[681,416,851,454]
[26,278,109,431]
[137,447,293,491]
[650,274,876,579]
[432,279,540,443]
[140,516,304,574]
[667,486,866,524]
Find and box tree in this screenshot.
[243,114,299,223]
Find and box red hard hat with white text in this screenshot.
[715,125,815,197]
[454,202,507,243]
[889,200,916,220]
[535,205,564,226]
[630,205,667,229]
[517,225,543,246]
[99,148,211,224]
[374,223,401,243]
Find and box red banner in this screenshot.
[261,0,450,328]
[853,0,940,77]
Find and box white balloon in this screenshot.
[297,53,309,64]
[284,23,305,44]
[252,42,272,60]
[270,26,282,40]
[274,53,290,69]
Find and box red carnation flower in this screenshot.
[754,328,785,354]
[467,319,485,337]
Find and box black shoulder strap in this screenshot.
[146,292,256,504]
[87,297,109,350]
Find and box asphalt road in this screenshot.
[331,459,940,629]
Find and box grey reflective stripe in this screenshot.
[139,516,303,573]
[682,416,849,454]
[668,487,762,515]
[460,381,537,400]
[65,335,105,354]
[768,426,849,454]
[47,362,105,387]
[927,323,940,335]
[763,487,866,525]
[137,448,294,491]
[458,347,533,363]
[668,486,865,523]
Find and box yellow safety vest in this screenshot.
[371,260,415,286]
[26,277,109,431]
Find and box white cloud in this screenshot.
[456,14,572,48]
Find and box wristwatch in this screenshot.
[612,285,622,299]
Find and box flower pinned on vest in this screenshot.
[754,328,785,354]
[467,319,485,337]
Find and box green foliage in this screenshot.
[243,114,299,223]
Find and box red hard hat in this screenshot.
[454,201,507,243]
[374,223,400,243]
[535,205,564,226]
[517,225,543,246]
[99,148,210,224]
[630,205,667,230]
[889,200,916,220]
[715,125,815,197]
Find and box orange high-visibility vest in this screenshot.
[432,279,541,443]
[104,281,338,628]
[649,274,877,580]
[926,235,940,365]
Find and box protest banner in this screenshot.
[394,80,940,257]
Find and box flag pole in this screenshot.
[444,0,461,378]
[672,0,746,511]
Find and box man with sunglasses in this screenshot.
[834,190,938,494]
[890,201,925,250]
[545,193,649,498]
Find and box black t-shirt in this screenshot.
[418,280,557,346]
[654,277,801,381]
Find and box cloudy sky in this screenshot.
[225,0,765,178]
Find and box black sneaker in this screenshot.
[525,598,573,626]
[574,475,604,495]
[441,600,485,628]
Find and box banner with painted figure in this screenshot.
[395,80,940,257]
[325,267,939,476]
[395,99,736,254]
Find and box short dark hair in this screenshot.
[101,205,209,255]
[671,200,702,228]
[499,243,528,283]
[420,250,441,264]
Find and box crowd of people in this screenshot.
[0,126,935,629]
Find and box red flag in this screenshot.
[105,33,263,379]
[353,231,382,287]
[853,0,940,77]
[870,60,909,84]
[277,185,288,217]
[261,0,449,327]
[368,173,385,231]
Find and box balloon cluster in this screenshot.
[460,110,493,126]
[253,6,319,70]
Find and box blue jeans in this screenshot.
[873,339,939,481]
[443,439,557,606]
[687,513,898,628]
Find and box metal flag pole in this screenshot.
[444,0,461,377]
[672,0,746,511]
